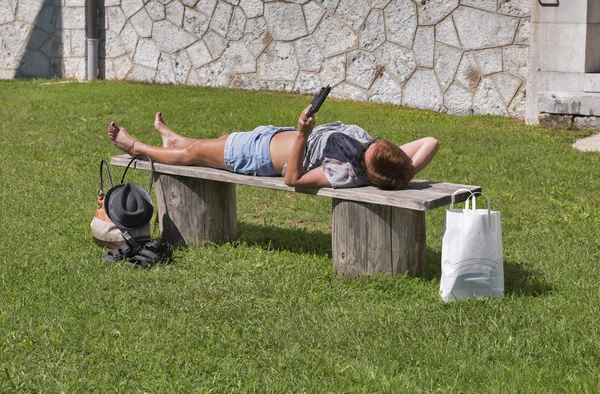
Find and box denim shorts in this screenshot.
[224,125,295,176]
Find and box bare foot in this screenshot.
[154,112,176,147]
[108,122,136,155]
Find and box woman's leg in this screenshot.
[108,122,229,169]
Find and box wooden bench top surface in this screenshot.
[111,155,481,211]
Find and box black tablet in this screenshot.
[308,85,331,117]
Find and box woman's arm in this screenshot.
[399,137,440,175]
[283,105,332,189]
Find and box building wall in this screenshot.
[1,0,530,118]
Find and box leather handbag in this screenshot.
[91,158,151,249]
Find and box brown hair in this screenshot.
[366,140,415,190]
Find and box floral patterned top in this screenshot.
[281,121,373,188]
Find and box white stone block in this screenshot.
[131,8,153,38]
[184,7,210,38]
[0,1,15,25]
[16,0,43,24]
[221,41,256,73]
[242,17,269,58]
[369,71,402,105]
[64,0,85,6]
[384,0,416,48]
[128,64,156,82]
[0,21,29,55]
[473,48,502,75]
[17,51,50,78]
[460,0,496,12]
[295,36,324,72]
[403,69,443,111]
[240,0,263,18]
[257,41,298,80]
[416,0,458,26]
[294,71,323,94]
[106,6,126,33]
[375,42,416,85]
[166,2,185,28]
[319,54,346,86]
[473,76,508,115]
[155,54,176,84]
[187,40,212,68]
[173,50,193,83]
[260,80,294,92]
[63,57,86,81]
[196,60,233,86]
[40,36,62,58]
[330,82,367,101]
[320,0,339,14]
[303,1,325,33]
[502,45,528,80]
[454,6,519,50]
[444,83,472,115]
[113,55,133,80]
[122,0,145,19]
[493,72,521,104]
[514,17,530,45]
[25,28,48,51]
[0,36,19,68]
[372,0,391,8]
[196,60,232,87]
[525,71,586,123]
[226,6,246,40]
[68,29,86,57]
[204,29,227,58]
[359,9,385,52]
[104,59,116,80]
[133,38,160,69]
[529,23,586,73]
[413,26,434,68]
[210,1,233,36]
[196,0,218,16]
[434,44,462,92]
[498,0,529,17]
[120,21,139,55]
[508,85,526,118]
[147,1,166,21]
[335,0,370,30]
[574,115,600,130]
[0,69,16,79]
[104,0,120,6]
[62,7,85,29]
[313,14,356,57]
[586,23,600,72]
[435,16,460,48]
[153,20,197,53]
[346,50,378,89]
[229,73,261,90]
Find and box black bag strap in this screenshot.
[120,153,155,194]
[99,159,114,198]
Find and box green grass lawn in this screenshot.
[1,79,600,393]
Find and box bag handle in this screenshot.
[120,153,155,194]
[466,192,491,215]
[99,159,114,198]
[450,189,475,210]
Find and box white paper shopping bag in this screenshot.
[440,190,504,302]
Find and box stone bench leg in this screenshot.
[154,174,237,244]
[332,199,426,277]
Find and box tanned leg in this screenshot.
[108,121,228,169]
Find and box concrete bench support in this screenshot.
[155,174,237,244]
[332,200,426,278]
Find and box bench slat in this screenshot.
[110,155,480,211]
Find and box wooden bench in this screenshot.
[111,155,480,277]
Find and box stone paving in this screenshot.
[1,0,530,117]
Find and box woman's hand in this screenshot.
[298,105,316,138]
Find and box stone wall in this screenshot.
[1,0,530,117]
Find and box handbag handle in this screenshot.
[99,159,114,198]
[120,153,155,194]
[466,192,491,215]
[450,189,474,210]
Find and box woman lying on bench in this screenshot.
[108,105,439,190]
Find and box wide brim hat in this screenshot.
[104,183,154,230]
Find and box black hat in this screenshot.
[104,183,154,230]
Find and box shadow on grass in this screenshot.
[425,249,552,297]
[237,222,332,257]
